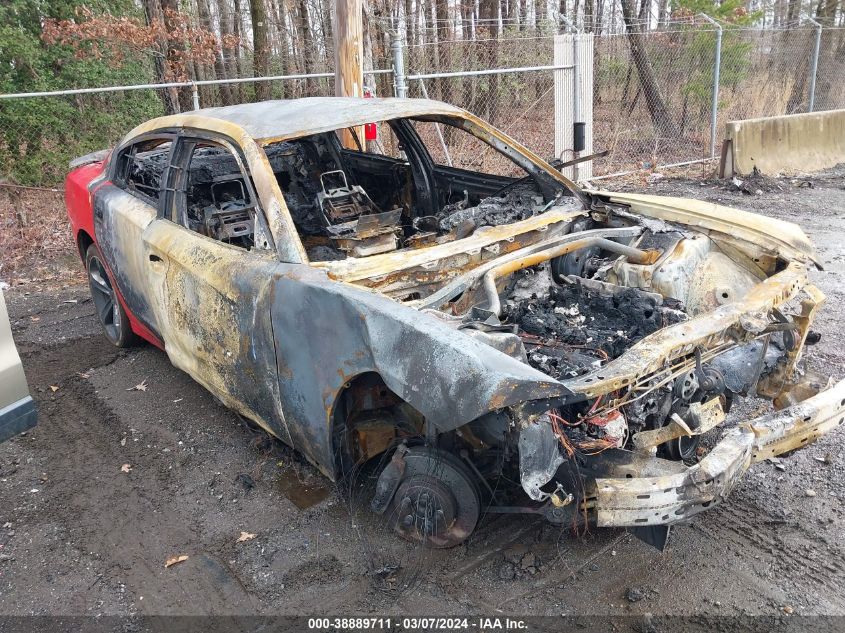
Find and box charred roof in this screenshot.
[134,97,466,143]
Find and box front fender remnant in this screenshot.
[269,266,572,479]
[519,415,565,502]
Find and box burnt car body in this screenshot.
[65,97,843,549]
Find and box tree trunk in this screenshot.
[786,0,800,23]
[267,0,287,97]
[620,0,679,136]
[197,0,234,105]
[363,0,378,97]
[584,0,594,32]
[519,0,529,32]
[460,0,474,107]
[811,0,841,108]
[217,0,243,102]
[405,0,415,53]
[657,0,669,29]
[434,0,449,100]
[141,0,179,113]
[479,0,499,121]
[231,0,247,85]
[160,0,194,112]
[594,0,604,33]
[783,0,809,112]
[506,0,517,27]
[298,0,318,93]
[321,0,334,70]
[250,0,271,100]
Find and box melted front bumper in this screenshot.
[591,378,845,527]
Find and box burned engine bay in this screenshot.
[387,204,825,538]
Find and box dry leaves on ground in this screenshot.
[164,555,188,568]
[236,531,257,543]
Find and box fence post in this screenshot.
[560,18,581,138]
[191,83,200,110]
[391,31,408,98]
[699,14,722,158]
[556,17,579,179]
[555,18,593,181]
[807,18,822,112]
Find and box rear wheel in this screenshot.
[86,245,136,348]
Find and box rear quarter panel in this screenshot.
[65,160,107,258]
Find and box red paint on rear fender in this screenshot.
[64,157,165,350]
[65,160,106,260]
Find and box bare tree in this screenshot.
[657,0,669,29]
[217,0,244,101]
[140,0,180,113]
[433,0,450,100]
[251,0,271,100]
[298,0,318,92]
[620,0,679,136]
[479,0,500,120]
[404,0,415,47]
[161,0,194,111]
[812,0,843,108]
[197,0,235,104]
[363,0,378,99]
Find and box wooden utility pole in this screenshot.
[334,0,364,148]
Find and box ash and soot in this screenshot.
[503,272,686,380]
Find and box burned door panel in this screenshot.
[93,185,159,332]
[141,220,292,445]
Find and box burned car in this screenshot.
[65,97,843,549]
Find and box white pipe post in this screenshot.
[191,83,200,110]
[392,31,408,98]
[698,14,722,158]
[808,18,822,113]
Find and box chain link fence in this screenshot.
[2,24,844,191]
[401,23,845,180]
[404,27,560,169]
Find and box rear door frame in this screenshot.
[94,131,177,340]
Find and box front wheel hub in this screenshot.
[383,447,481,549]
[394,475,457,540]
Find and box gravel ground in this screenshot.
[1,167,844,620]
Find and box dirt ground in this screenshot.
[2,167,845,621]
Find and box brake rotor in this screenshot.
[385,447,481,549]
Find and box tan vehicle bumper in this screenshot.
[592,378,845,527]
[0,290,36,443]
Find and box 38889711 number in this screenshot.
[307,617,472,630]
[307,618,394,630]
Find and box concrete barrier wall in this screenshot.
[722,109,845,176]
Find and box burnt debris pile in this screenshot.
[504,280,686,380]
[434,186,544,233]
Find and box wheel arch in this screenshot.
[329,371,425,477]
[76,229,95,262]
